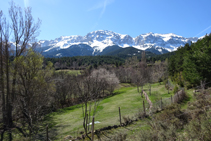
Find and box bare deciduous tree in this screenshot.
[90,68,119,95]
[75,75,102,140]
[75,68,119,140]
[9,1,41,101]
[0,2,41,140]
[53,72,75,108]
[151,61,168,84]
[131,69,142,92]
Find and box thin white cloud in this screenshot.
[88,0,115,18]
[194,25,211,37]
[24,0,29,7]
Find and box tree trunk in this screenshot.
[137,84,139,92]
[0,31,6,126]
[6,42,13,140]
[141,85,143,97]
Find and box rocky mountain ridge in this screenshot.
[36,30,198,57]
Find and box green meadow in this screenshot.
[43,82,177,140]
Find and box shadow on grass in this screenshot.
[37,84,138,140]
[59,104,83,112]
[37,103,84,140]
[161,92,173,97]
[108,88,130,97]
[35,124,71,140]
[180,94,192,106]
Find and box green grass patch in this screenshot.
[144,82,174,103]
[41,82,184,140]
[55,69,82,75]
[42,84,144,140]
[180,88,195,109]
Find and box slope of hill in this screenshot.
[100,46,155,60]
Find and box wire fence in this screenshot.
[93,82,211,140]
[80,88,186,133]
[150,89,185,114]
[44,90,185,140]
[37,81,211,140]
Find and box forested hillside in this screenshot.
[169,33,211,87]
[44,50,174,70]
[44,56,125,69]
[99,46,155,59]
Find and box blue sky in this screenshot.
[0,0,211,40]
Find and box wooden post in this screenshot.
[177,91,179,102]
[91,116,95,141]
[149,83,151,96]
[141,90,143,97]
[168,79,170,94]
[160,98,162,110]
[150,84,151,96]
[143,101,145,115]
[119,107,121,125]
[171,95,173,104]
[168,86,169,94]
[46,125,48,141]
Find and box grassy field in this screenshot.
[94,85,197,141]
[143,82,174,103]
[44,84,145,140]
[41,82,179,140]
[55,69,82,75]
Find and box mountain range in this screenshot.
[35,30,199,57]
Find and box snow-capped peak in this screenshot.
[38,30,199,54]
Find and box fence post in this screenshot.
[171,95,173,104]
[143,101,146,115]
[46,125,48,141]
[168,86,169,94]
[177,90,179,102]
[149,83,151,96]
[119,107,121,125]
[201,80,204,93]
[160,98,162,110]
[91,116,95,141]
[168,79,170,94]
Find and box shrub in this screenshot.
[173,86,179,94]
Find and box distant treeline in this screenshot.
[44,56,125,69]
[44,51,176,70]
[148,52,175,62]
[44,52,175,70]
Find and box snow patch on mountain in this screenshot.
[38,30,199,55]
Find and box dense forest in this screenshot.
[169,33,211,87]
[44,56,125,70]
[44,51,174,70]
